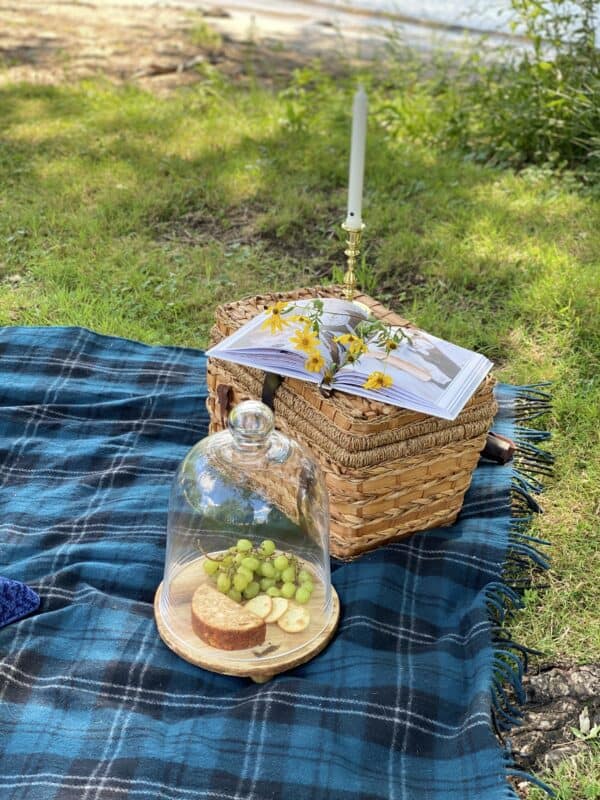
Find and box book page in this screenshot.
[334,327,491,418]
[357,328,463,388]
[207,298,491,419]
[207,297,370,380]
[304,298,370,365]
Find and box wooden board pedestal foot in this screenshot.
[154,583,340,684]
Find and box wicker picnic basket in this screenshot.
[206,286,497,559]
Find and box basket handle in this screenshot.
[215,374,284,425]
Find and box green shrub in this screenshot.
[380,1,600,180]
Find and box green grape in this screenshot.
[234,552,244,565]
[217,573,231,593]
[203,559,219,576]
[237,566,254,581]
[221,556,233,568]
[260,577,275,591]
[267,586,281,598]
[261,539,276,556]
[236,538,253,553]
[233,573,249,592]
[260,562,275,578]
[298,569,312,584]
[274,555,289,571]
[302,580,314,594]
[241,556,260,572]
[281,582,296,599]
[281,566,296,583]
[243,581,260,600]
[272,569,282,582]
[227,588,242,603]
[295,586,310,604]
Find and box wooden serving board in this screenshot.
[154,579,340,684]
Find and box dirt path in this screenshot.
[0,0,374,90]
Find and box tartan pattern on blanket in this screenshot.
[0,326,540,800]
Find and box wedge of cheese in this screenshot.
[191,584,266,650]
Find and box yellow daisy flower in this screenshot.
[334,333,367,357]
[322,367,335,385]
[305,352,326,373]
[290,326,320,354]
[333,334,354,346]
[260,301,290,334]
[363,371,393,390]
[288,314,310,325]
[348,339,367,357]
[384,339,398,351]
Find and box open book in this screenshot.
[207,298,492,420]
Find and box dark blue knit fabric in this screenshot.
[0,576,40,628]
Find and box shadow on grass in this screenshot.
[0,37,65,67]
[0,78,597,367]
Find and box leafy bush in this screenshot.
[463,1,599,172]
[380,1,600,180]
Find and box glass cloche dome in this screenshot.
[154,400,339,681]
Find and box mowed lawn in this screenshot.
[0,65,599,793]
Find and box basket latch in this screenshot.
[481,431,516,464]
[216,383,233,428]
[261,372,284,412]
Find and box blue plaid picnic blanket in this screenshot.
[0,326,552,800]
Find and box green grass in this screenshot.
[1,47,599,799]
[0,62,598,669]
[188,20,223,52]
[527,750,600,799]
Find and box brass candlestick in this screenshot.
[341,222,365,301]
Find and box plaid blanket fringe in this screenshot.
[487,384,554,797]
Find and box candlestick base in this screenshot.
[341,222,366,304]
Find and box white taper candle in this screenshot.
[345,86,368,231]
